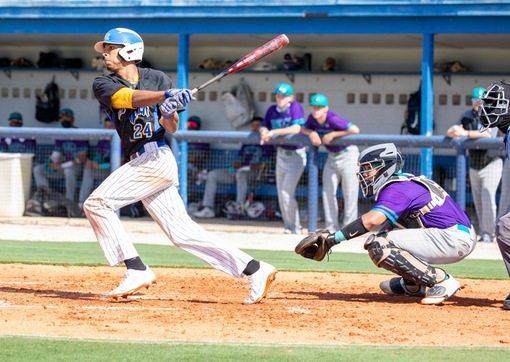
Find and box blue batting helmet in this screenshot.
[94,28,144,63]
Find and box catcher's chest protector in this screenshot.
[377,174,448,229]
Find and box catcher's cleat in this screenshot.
[243,261,277,305]
[503,294,510,310]
[108,266,156,299]
[380,277,426,297]
[421,275,460,305]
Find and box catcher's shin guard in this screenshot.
[363,233,446,287]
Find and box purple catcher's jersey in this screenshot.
[262,101,305,150]
[93,67,172,158]
[374,175,471,229]
[305,110,355,153]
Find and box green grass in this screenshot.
[0,336,509,362]
[0,239,508,361]
[0,240,507,279]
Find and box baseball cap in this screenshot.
[59,108,74,118]
[8,112,23,121]
[472,87,485,99]
[188,115,202,130]
[310,94,329,107]
[274,83,293,96]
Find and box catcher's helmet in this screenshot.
[357,143,404,198]
[479,81,510,132]
[94,28,144,63]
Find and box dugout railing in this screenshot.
[0,127,506,232]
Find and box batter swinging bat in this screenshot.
[191,34,289,95]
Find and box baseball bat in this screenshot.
[191,34,289,95]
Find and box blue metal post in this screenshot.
[455,146,468,210]
[421,33,434,178]
[307,146,318,232]
[177,33,190,207]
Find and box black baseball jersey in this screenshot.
[93,67,173,158]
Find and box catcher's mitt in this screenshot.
[295,229,334,261]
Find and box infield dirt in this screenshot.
[0,264,509,346]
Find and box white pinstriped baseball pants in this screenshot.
[322,145,360,232]
[276,147,306,234]
[83,143,253,277]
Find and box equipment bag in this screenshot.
[401,88,421,135]
[222,78,255,129]
[36,78,60,123]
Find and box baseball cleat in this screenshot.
[421,275,460,305]
[503,294,510,310]
[380,277,426,297]
[243,261,277,305]
[108,266,156,299]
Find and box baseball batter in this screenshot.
[479,80,510,310]
[302,94,360,232]
[260,83,306,235]
[298,143,476,305]
[85,28,276,303]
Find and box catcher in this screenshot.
[295,143,477,305]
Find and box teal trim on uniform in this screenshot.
[372,205,398,224]
[457,224,470,234]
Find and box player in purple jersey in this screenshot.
[33,109,89,202]
[0,112,36,154]
[84,28,276,303]
[78,119,116,208]
[303,94,360,232]
[304,143,476,305]
[478,80,510,310]
[260,83,306,234]
[193,116,275,218]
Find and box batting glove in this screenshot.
[164,89,195,106]
[159,98,179,118]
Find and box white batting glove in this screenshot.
[164,89,195,106]
[159,99,179,118]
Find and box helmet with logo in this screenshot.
[94,28,144,63]
[357,143,404,198]
[479,81,510,132]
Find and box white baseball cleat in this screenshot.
[243,261,277,305]
[420,275,460,305]
[108,266,156,299]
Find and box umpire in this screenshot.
[479,81,510,310]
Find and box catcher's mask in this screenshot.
[479,81,510,132]
[357,143,403,198]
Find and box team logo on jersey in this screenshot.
[130,106,151,125]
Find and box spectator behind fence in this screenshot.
[260,83,306,234]
[0,112,36,153]
[193,116,275,218]
[302,94,360,232]
[186,115,210,186]
[78,118,115,208]
[33,108,89,202]
[446,87,503,242]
